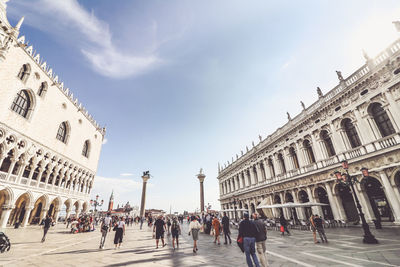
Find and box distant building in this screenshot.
[107,190,114,212]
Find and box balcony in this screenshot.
[0,170,89,198]
[219,133,400,200]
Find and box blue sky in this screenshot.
[7,0,400,213]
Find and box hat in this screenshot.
[243,212,249,219]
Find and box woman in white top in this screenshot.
[188,216,201,253]
[114,217,126,249]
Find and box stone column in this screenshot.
[65,208,71,220]
[325,182,341,220]
[353,108,375,144]
[379,171,400,224]
[310,133,323,162]
[354,183,374,222]
[329,123,345,154]
[249,167,256,185]
[243,171,249,187]
[306,187,322,216]
[264,160,273,180]
[0,205,13,229]
[140,172,150,217]
[279,192,289,219]
[53,208,60,224]
[292,190,305,220]
[198,171,206,212]
[295,142,306,167]
[22,206,33,227]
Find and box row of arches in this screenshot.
[223,171,400,224]
[0,187,88,228]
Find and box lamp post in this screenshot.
[334,160,378,244]
[90,195,104,216]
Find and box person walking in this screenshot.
[239,213,260,267]
[253,213,269,267]
[188,216,201,253]
[113,217,125,249]
[153,215,167,248]
[171,217,181,250]
[309,215,319,244]
[222,212,231,244]
[99,213,112,249]
[167,217,171,236]
[212,216,221,245]
[41,215,53,243]
[314,215,328,243]
[279,215,290,236]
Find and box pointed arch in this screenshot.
[17,63,31,83]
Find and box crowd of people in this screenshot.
[36,210,331,267]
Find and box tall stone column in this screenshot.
[140,172,151,217]
[22,206,33,227]
[0,205,13,229]
[379,171,400,224]
[197,169,206,213]
[325,182,341,220]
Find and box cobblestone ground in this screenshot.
[0,223,400,266]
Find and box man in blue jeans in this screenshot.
[239,213,260,267]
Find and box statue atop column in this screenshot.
[317,87,323,98]
[336,70,344,81]
[300,101,306,110]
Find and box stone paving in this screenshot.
[0,223,400,266]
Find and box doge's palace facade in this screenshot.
[0,1,105,228]
[218,29,400,225]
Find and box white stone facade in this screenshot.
[218,34,400,225]
[0,2,105,228]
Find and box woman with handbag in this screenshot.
[113,217,125,249]
[188,216,201,253]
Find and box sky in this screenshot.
[6,0,400,213]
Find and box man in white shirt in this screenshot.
[99,213,112,249]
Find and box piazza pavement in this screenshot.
[0,223,399,266]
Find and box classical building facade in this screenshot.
[218,31,400,225]
[0,2,105,228]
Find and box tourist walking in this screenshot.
[99,212,112,249]
[314,215,328,243]
[113,217,125,249]
[279,215,290,236]
[222,212,231,244]
[167,217,171,235]
[153,215,167,248]
[212,216,221,245]
[253,213,269,267]
[239,213,260,267]
[171,217,181,249]
[188,216,201,253]
[309,215,318,244]
[41,215,53,243]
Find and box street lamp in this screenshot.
[90,194,104,216]
[334,160,378,244]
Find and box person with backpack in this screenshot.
[239,213,260,267]
[222,212,231,244]
[41,215,53,243]
[171,217,181,249]
[99,213,112,249]
[253,213,269,267]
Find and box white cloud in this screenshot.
[9,0,160,78]
[120,173,133,177]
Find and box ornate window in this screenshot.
[11,90,30,118]
[56,122,68,143]
[289,147,299,169]
[342,119,361,148]
[320,130,336,157]
[17,64,31,83]
[277,153,286,173]
[303,139,316,163]
[369,103,395,137]
[38,82,48,97]
[82,140,90,158]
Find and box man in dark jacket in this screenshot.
[222,212,231,244]
[239,213,260,267]
[253,213,268,267]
